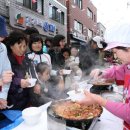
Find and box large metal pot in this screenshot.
[47,99,103,130]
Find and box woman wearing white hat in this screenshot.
[77,22,130,130]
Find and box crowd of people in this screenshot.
[0,14,130,130]
[0,15,108,109]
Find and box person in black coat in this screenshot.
[79,36,107,75]
[5,31,37,110]
[49,34,66,70]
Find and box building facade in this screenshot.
[66,0,97,46]
[0,0,67,41]
[97,22,106,37]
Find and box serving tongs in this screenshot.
[87,77,95,84]
[87,72,103,84]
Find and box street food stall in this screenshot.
[1,81,123,130]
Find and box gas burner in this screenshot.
[47,100,102,130]
[66,118,100,130]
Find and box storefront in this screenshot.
[9,7,57,41]
[70,31,87,48]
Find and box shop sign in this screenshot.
[72,31,86,41]
[43,22,55,33]
[15,13,24,26]
[15,13,56,33]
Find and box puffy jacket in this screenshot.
[7,54,36,110]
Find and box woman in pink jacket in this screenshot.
[78,22,130,130]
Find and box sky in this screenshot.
[91,0,129,29]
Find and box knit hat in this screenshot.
[0,16,8,37]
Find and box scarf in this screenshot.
[13,54,25,65]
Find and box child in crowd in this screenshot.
[62,48,82,78]
[30,62,65,106]
[70,46,80,66]
[62,48,82,90]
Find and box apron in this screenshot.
[123,75,130,130]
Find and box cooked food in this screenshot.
[92,79,113,86]
[52,101,102,120]
[93,81,112,86]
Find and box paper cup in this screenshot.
[22,107,42,125]
[63,69,72,75]
[28,78,37,87]
[73,76,81,81]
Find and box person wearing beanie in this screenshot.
[0,15,13,110]
[78,22,130,130]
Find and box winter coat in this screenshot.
[0,43,11,100]
[7,54,36,110]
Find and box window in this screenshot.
[49,4,53,18]
[87,8,93,19]
[74,0,82,9]
[101,30,104,37]
[23,0,31,8]
[16,0,23,4]
[74,20,83,33]
[50,4,64,25]
[52,6,57,20]
[36,0,43,14]
[88,29,93,38]
[61,12,64,24]
[17,0,44,15]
